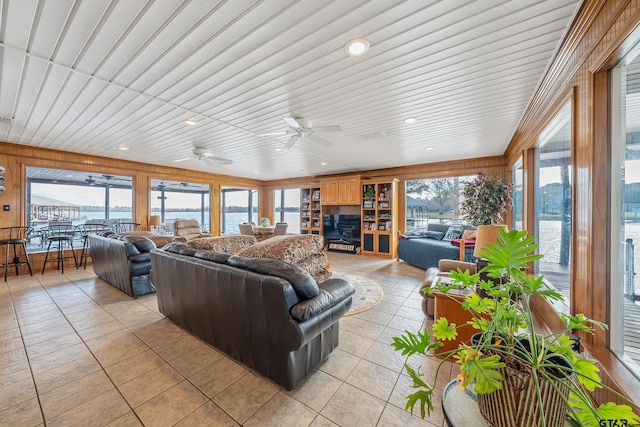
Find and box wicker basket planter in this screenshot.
[478,365,572,427]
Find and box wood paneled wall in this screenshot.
[504,0,640,403]
[0,141,263,236]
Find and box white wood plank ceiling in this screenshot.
[0,0,581,180]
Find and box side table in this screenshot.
[442,380,488,427]
[431,276,476,356]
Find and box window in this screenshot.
[221,187,258,234]
[405,176,473,228]
[534,101,572,307]
[26,167,132,252]
[610,47,640,375]
[512,157,524,231]
[150,180,210,233]
[273,188,301,233]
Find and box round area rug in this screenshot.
[333,272,384,316]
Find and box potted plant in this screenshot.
[458,171,512,226]
[259,217,271,227]
[391,229,640,426]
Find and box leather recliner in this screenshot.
[88,233,157,297]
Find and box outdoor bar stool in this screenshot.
[79,224,109,268]
[41,224,78,274]
[0,226,33,282]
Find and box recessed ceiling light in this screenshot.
[345,38,370,57]
[321,162,327,166]
[404,117,417,124]
[274,147,282,152]
[254,171,259,174]
[425,147,434,151]
[118,145,129,151]
[184,119,197,125]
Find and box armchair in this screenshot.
[419,259,476,317]
[172,219,212,242]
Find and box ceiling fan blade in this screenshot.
[260,131,289,136]
[208,157,233,165]
[174,157,194,162]
[283,117,302,128]
[312,125,342,133]
[283,135,299,149]
[310,135,332,146]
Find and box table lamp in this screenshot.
[474,225,508,285]
[149,215,162,234]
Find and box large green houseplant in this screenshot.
[458,171,512,226]
[392,229,640,426]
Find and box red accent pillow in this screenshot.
[450,237,476,248]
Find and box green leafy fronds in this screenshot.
[448,269,480,288]
[461,291,492,314]
[432,317,457,341]
[479,229,542,274]
[390,330,436,356]
[571,358,602,391]
[561,313,608,333]
[404,364,435,418]
[548,333,575,360]
[459,354,505,394]
[569,395,640,427]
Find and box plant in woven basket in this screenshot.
[391,229,640,426]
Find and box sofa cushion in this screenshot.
[162,242,199,257]
[290,278,355,321]
[227,255,319,299]
[236,235,331,281]
[188,235,257,254]
[425,230,445,240]
[194,250,231,264]
[122,236,156,253]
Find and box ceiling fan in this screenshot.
[174,147,233,166]
[101,174,130,182]
[85,175,96,185]
[261,117,342,149]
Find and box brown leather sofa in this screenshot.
[419,259,476,317]
[150,242,355,390]
[88,233,165,297]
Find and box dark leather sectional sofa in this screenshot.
[88,233,162,297]
[150,242,355,390]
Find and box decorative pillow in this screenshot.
[425,230,445,240]
[237,235,324,264]
[188,235,257,254]
[237,234,330,281]
[461,229,478,239]
[443,227,463,241]
[293,252,332,283]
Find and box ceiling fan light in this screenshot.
[345,38,370,56]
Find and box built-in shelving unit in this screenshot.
[300,187,322,235]
[361,179,398,258]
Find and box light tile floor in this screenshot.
[0,252,454,426]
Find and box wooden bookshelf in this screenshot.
[300,187,322,235]
[361,179,398,258]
